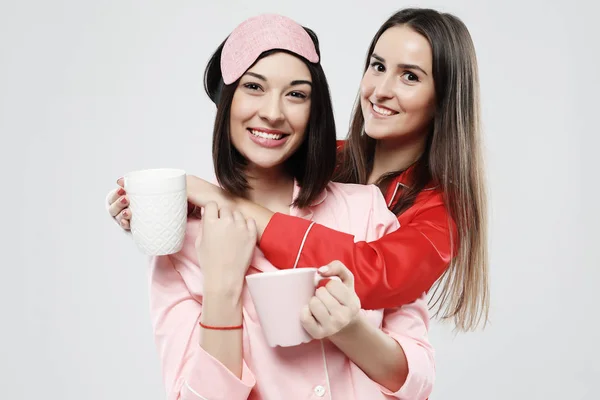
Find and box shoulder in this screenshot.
[321,182,399,240]
[335,140,346,157]
[411,186,447,215]
[325,182,398,222]
[325,181,387,207]
[398,186,455,236]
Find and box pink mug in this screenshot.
[245,268,340,347]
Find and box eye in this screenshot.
[288,91,307,99]
[243,82,263,91]
[402,72,420,82]
[370,61,386,73]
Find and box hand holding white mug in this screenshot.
[118,168,188,255]
[106,178,131,230]
[106,175,234,231]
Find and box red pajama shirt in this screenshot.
[259,145,456,310]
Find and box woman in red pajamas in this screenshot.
[108,8,489,331]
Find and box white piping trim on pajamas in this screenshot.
[320,341,333,399]
[184,381,209,400]
[292,221,316,269]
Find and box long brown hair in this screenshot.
[335,8,489,331]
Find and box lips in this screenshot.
[247,128,290,148]
[370,102,399,117]
[248,128,287,140]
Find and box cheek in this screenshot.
[398,89,435,116]
[230,104,248,123]
[360,74,376,98]
[230,93,258,123]
[229,101,251,146]
[288,105,311,135]
[415,96,436,125]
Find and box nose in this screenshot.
[373,72,395,100]
[258,93,285,124]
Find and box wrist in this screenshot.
[203,270,244,298]
[202,287,244,324]
[234,198,273,240]
[330,313,365,342]
[201,299,243,327]
[203,280,244,301]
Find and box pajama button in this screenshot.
[314,385,326,397]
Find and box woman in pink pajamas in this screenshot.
[143,13,434,400]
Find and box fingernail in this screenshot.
[122,210,128,217]
[117,188,125,196]
[318,266,329,273]
[116,177,123,184]
[120,197,128,204]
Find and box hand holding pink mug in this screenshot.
[245,268,341,347]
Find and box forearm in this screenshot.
[329,315,408,392]
[259,212,453,309]
[200,284,244,379]
[234,198,274,240]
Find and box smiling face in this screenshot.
[229,51,313,172]
[360,25,436,143]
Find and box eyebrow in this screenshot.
[243,72,312,87]
[244,72,267,81]
[371,53,428,76]
[290,80,312,87]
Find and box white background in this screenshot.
[1,0,598,399]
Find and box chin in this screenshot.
[245,155,287,170]
[364,125,393,140]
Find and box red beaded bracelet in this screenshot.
[199,322,243,330]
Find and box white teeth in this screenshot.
[372,104,395,116]
[250,129,284,140]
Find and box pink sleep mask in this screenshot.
[220,14,320,85]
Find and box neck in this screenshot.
[368,134,427,185]
[246,165,295,214]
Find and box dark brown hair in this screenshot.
[335,8,489,331]
[203,28,337,208]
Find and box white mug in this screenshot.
[124,168,187,256]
